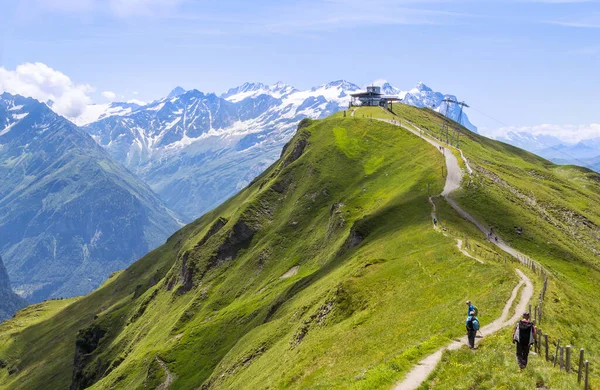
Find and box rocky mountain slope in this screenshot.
[1,106,597,389]
[83,81,475,220]
[0,255,26,321]
[0,93,181,301]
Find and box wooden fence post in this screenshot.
[545,334,549,361]
[566,345,571,373]
[537,331,542,354]
[560,346,564,370]
[578,349,585,384]
[584,360,589,390]
[554,339,560,367]
[529,304,532,316]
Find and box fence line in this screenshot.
[407,116,593,388]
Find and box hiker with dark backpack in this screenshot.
[512,312,537,369]
[466,310,480,349]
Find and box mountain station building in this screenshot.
[349,86,401,109]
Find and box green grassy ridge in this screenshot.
[1,105,598,389]
[0,115,517,389]
[89,116,514,389]
[387,103,600,387]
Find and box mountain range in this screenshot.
[82,80,477,221]
[496,132,600,172]
[0,80,476,315]
[0,93,181,302]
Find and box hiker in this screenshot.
[494,236,498,243]
[433,217,438,226]
[512,312,537,369]
[466,310,480,349]
[466,300,478,316]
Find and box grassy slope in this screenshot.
[1,105,598,389]
[389,103,600,388]
[0,115,517,390]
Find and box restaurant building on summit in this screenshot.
[349,86,401,109]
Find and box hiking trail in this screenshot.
[373,116,536,390]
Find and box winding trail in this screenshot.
[372,116,536,390]
[395,270,532,390]
[156,357,176,390]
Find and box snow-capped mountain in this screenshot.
[0,92,181,301]
[82,80,476,221]
[400,82,477,132]
[167,86,186,98]
[221,82,298,102]
[71,101,141,126]
[379,82,401,96]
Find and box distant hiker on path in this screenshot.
[433,217,438,226]
[512,312,537,369]
[466,300,478,316]
[466,310,480,349]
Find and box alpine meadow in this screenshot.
[0,104,598,389]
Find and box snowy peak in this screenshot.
[413,81,433,93]
[221,82,299,103]
[167,86,186,99]
[380,82,401,95]
[221,82,271,102]
[0,93,40,135]
[71,101,141,126]
[320,80,360,92]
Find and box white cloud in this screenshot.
[102,91,117,101]
[481,123,600,143]
[0,62,94,119]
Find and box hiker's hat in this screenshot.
[466,300,471,304]
[523,312,530,318]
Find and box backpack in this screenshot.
[467,317,480,331]
[515,320,533,345]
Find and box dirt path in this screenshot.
[395,270,532,390]
[156,357,176,390]
[374,117,536,389]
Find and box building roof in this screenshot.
[350,91,383,98]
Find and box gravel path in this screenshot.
[373,117,535,390]
[395,269,532,390]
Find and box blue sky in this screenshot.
[0,0,598,139]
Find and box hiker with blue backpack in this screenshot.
[466,310,480,349]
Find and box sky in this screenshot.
[0,0,598,141]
